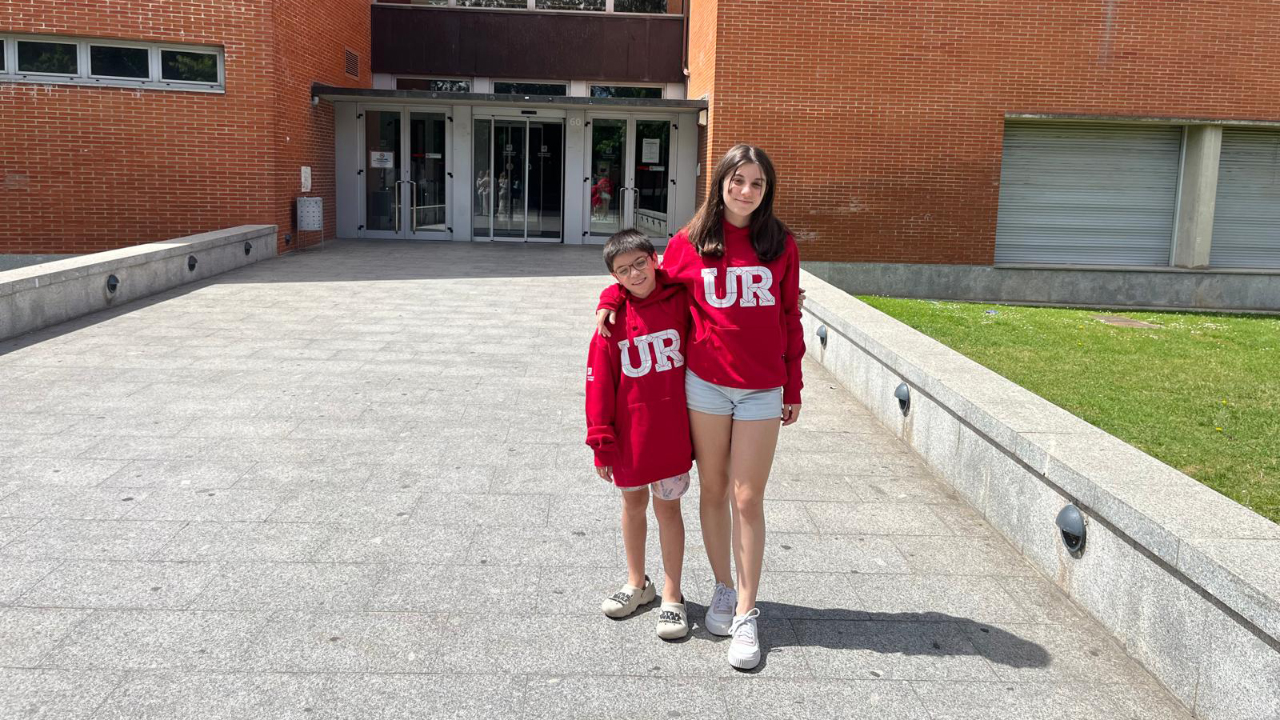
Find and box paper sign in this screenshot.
[642,138,661,164]
[370,151,395,169]
[300,166,312,192]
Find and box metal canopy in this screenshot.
[312,84,706,112]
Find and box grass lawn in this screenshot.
[856,297,1280,524]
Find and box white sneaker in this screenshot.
[601,576,656,618]
[727,607,761,670]
[656,598,689,641]
[705,581,737,636]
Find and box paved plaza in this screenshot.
[0,241,1191,719]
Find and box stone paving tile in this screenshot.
[152,521,337,563]
[0,668,126,720]
[312,523,475,564]
[963,619,1158,686]
[18,560,221,610]
[763,533,912,574]
[0,558,62,604]
[100,460,254,490]
[805,501,951,535]
[190,562,387,611]
[123,488,292,522]
[0,487,141,521]
[367,563,540,614]
[521,676,728,719]
[893,535,1036,577]
[791,619,999,681]
[0,433,103,460]
[244,610,448,673]
[0,458,129,488]
[0,519,186,561]
[411,492,551,527]
[463,525,617,568]
[851,574,1040,626]
[910,679,1191,719]
[0,517,40,547]
[0,413,87,435]
[721,678,931,720]
[42,609,273,671]
[0,607,92,666]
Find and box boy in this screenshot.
[585,228,692,640]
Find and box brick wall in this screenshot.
[0,0,370,255]
[698,0,1280,265]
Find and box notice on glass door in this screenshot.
[642,138,661,164]
[370,151,395,169]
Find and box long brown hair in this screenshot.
[686,144,790,262]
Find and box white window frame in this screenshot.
[0,33,225,93]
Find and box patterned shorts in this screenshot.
[621,472,691,501]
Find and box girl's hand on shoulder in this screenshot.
[781,403,802,426]
[595,465,614,483]
[596,309,617,337]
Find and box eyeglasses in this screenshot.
[613,255,650,279]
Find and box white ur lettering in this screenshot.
[619,331,685,378]
[701,266,775,308]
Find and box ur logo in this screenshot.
[619,330,684,378]
[701,267,775,308]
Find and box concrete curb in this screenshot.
[0,226,277,342]
[798,269,1280,720]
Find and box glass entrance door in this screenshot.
[360,106,450,239]
[587,116,675,243]
[473,117,564,242]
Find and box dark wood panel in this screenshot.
[372,5,684,83]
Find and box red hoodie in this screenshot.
[585,282,694,488]
[599,221,805,404]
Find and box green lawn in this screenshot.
[856,297,1280,524]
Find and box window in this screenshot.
[536,0,606,10]
[18,40,78,75]
[456,0,526,6]
[1,34,224,92]
[397,77,472,92]
[161,49,218,84]
[591,85,662,99]
[90,45,150,79]
[614,0,671,12]
[493,81,566,96]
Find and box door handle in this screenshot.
[406,180,419,233]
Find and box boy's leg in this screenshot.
[691,410,734,587]
[621,486,650,588]
[728,418,781,616]
[651,495,685,604]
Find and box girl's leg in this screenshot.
[690,409,734,586]
[728,418,781,615]
[651,496,685,604]
[621,487,650,588]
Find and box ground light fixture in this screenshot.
[817,325,828,349]
[1056,503,1087,556]
[105,274,120,295]
[244,241,253,256]
[187,255,198,272]
[895,382,911,415]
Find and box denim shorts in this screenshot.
[685,370,783,421]
[620,472,690,500]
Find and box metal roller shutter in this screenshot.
[995,123,1181,266]
[1210,128,1280,269]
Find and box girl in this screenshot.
[596,143,803,670]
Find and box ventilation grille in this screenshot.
[344,50,359,78]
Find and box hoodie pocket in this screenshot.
[702,323,784,386]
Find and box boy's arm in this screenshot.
[780,239,806,406]
[584,333,620,471]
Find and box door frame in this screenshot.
[582,112,678,246]
[356,104,453,241]
[473,111,566,243]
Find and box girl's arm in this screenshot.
[595,242,679,337]
[780,239,806,411]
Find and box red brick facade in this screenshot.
[0,0,370,255]
[695,0,1280,264]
